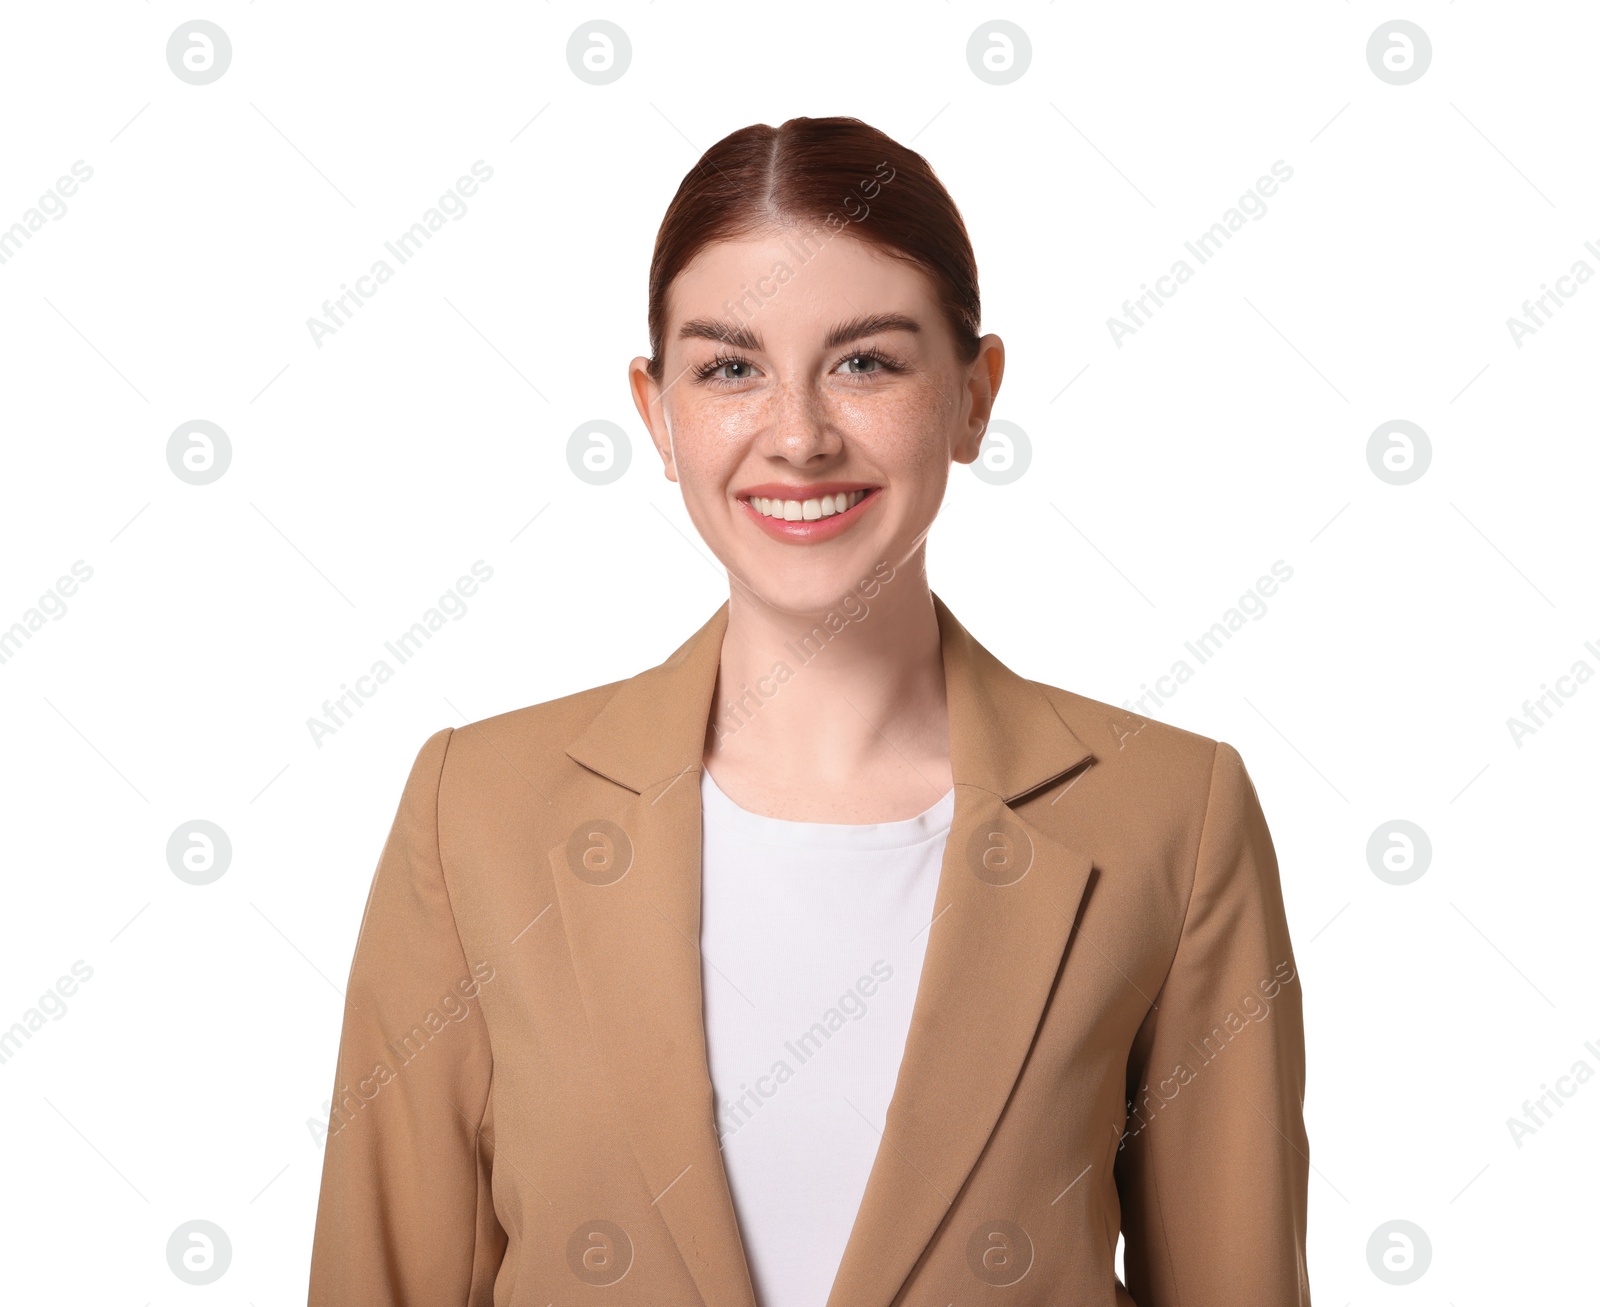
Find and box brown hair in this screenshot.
[644,115,982,382]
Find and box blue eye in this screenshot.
[694,355,756,384]
[834,347,905,377]
[692,345,905,387]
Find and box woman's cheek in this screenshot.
[669,409,754,479]
[833,382,952,462]
[896,387,966,474]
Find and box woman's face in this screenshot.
[629,228,1004,616]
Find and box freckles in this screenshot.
[666,403,761,484]
[671,397,761,449]
[838,383,957,467]
[711,405,763,443]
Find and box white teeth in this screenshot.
[750,489,869,520]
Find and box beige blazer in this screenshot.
[307,593,1311,1306]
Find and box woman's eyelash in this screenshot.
[691,346,906,385]
[691,353,754,383]
[835,345,906,377]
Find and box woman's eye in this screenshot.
[705,358,754,382]
[699,351,896,384]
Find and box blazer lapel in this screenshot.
[553,592,1098,1307]
[549,604,753,1307]
[822,596,1097,1307]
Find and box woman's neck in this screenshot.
[702,570,954,822]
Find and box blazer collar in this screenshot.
[566,591,1092,803]
[550,592,1099,1307]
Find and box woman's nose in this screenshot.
[762,379,841,462]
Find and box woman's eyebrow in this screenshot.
[676,312,922,352]
[678,318,761,350]
[823,312,921,348]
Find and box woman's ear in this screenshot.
[628,356,679,483]
[954,333,1005,464]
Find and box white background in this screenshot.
[1,1,1596,1301]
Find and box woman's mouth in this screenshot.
[736,486,881,543]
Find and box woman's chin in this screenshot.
[725,553,893,618]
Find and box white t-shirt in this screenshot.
[697,765,956,1307]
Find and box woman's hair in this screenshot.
[644,115,982,382]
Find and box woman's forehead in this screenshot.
[667,235,938,335]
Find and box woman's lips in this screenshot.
[738,487,881,543]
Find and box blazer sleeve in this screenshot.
[1115,740,1311,1306]
[307,727,505,1306]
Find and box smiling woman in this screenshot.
[624,120,1004,825]
[307,115,1312,1307]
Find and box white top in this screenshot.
[697,765,955,1307]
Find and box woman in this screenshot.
[307,116,1311,1306]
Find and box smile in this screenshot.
[749,488,870,520]
[736,486,881,543]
